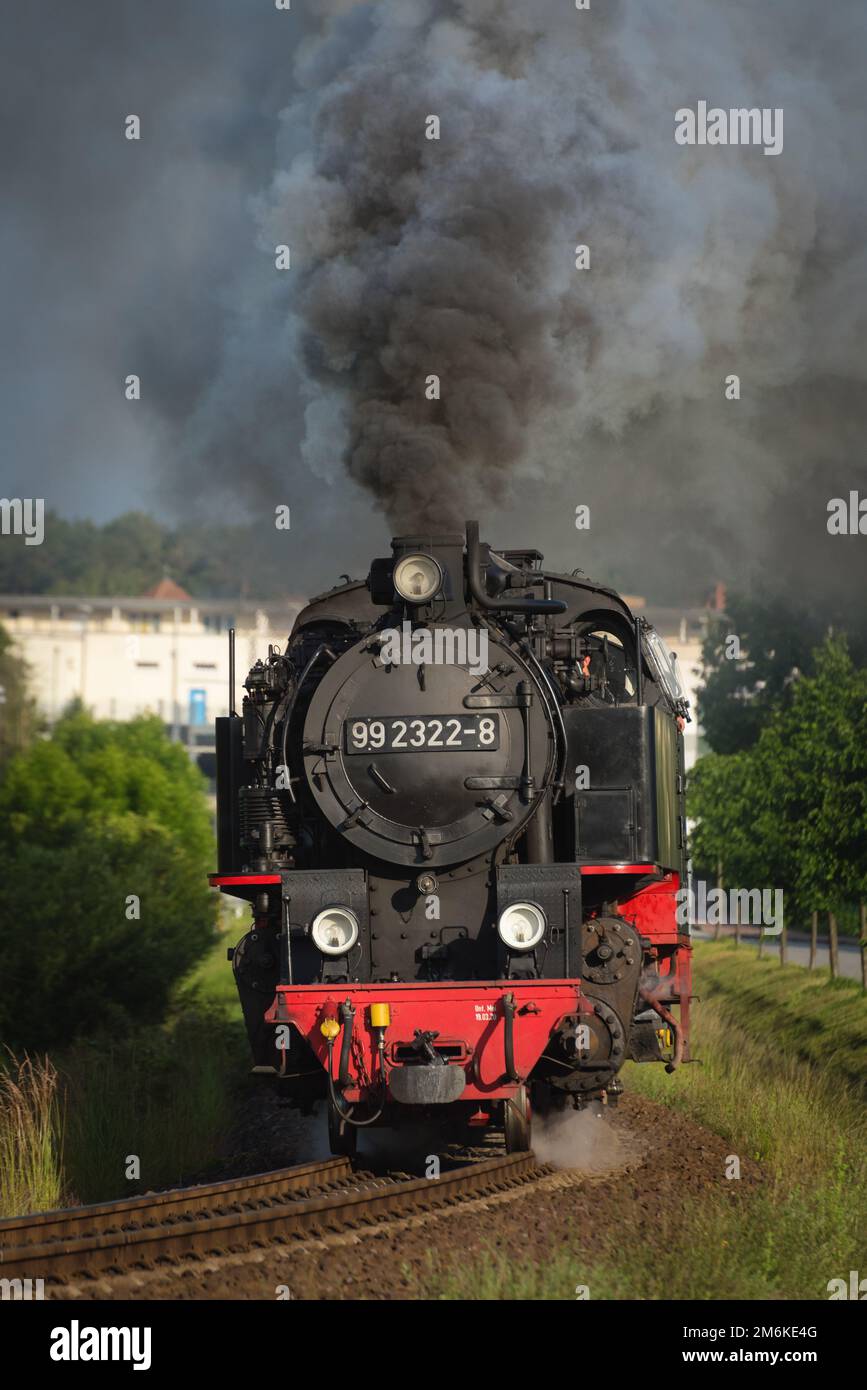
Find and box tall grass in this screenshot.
[0,1051,65,1219]
[0,1014,247,1218]
[61,1014,247,1204]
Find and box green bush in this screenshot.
[0,710,216,1050]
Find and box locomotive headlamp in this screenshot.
[393,553,443,604]
[497,902,547,952]
[310,906,359,956]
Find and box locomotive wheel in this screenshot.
[503,1084,532,1153]
[327,1096,358,1159]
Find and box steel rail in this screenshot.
[0,1155,352,1249]
[0,1151,544,1283]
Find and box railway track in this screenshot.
[0,1151,546,1284]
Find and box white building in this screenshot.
[0,581,304,732]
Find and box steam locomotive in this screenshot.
[211,523,693,1155]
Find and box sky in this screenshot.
[2,1,866,603]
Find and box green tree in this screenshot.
[688,751,754,886]
[0,511,298,599]
[754,637,867,923]
[689,637,867,932]
[0,625,37,768]
[696,595,867,755]
[0,710,216,1049]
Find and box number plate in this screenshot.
[344,714,500,753]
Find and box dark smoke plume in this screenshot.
[258,0,867,595]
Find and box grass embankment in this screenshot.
[685,940,866,1090]
[0,908,248,1217]
[422,941,867,1299]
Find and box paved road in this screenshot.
[691,928,864,982]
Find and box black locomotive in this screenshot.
[211,522,692,1154]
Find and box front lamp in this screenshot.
[310,906,359,956]
[497,902,547,952]
[393,554,443,604]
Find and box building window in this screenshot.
[202,613,235,634]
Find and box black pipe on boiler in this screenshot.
[524,786,554,863]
